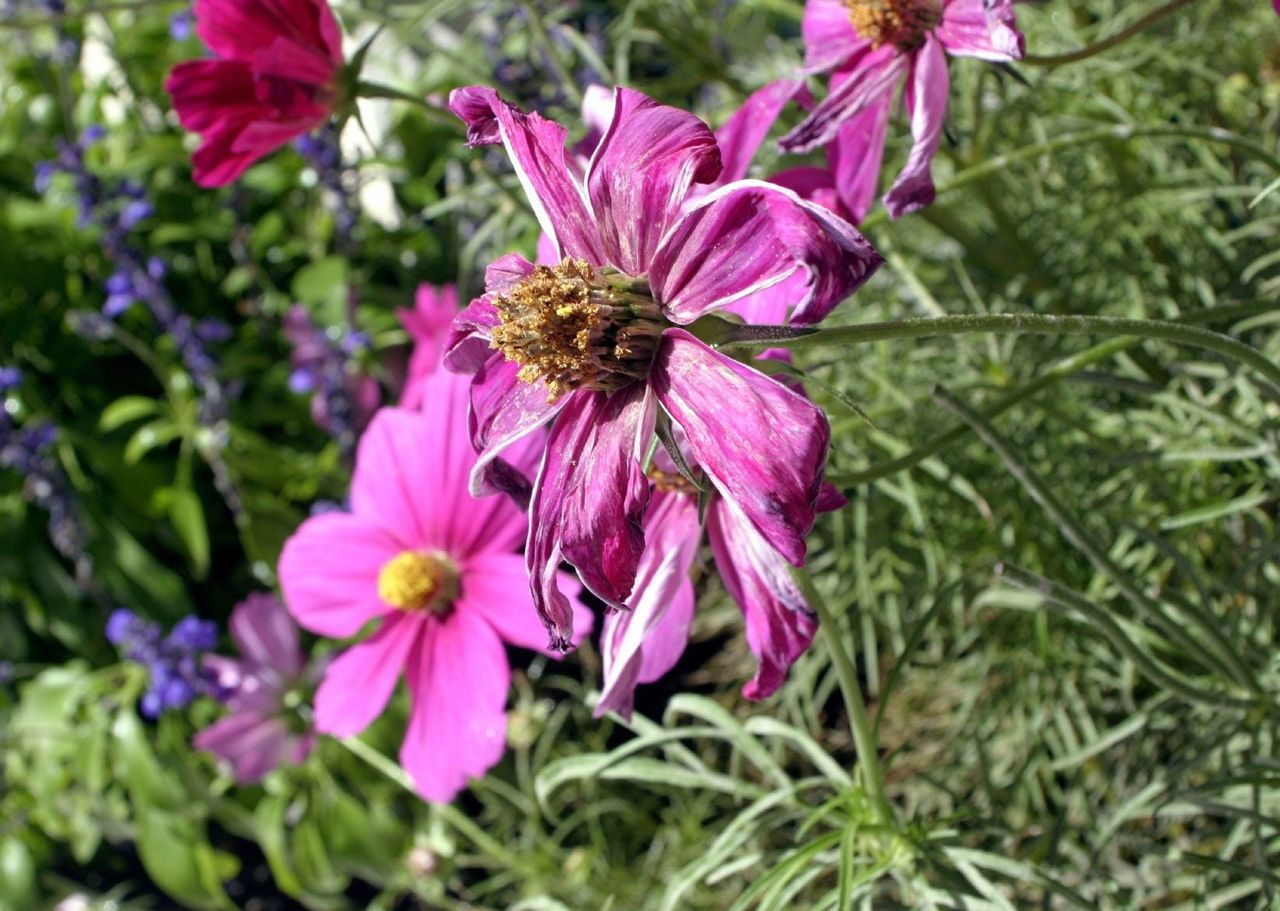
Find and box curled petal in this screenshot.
[779,47,905,154]
[884,36,949,219]
[586,87,721,275]
[707,500,816,701]
[714,80,803,186]
[527,386,655,648]
[447,86,605,263]
[467,353,566,505]
[652,331,828,567]
[936,0,1025,61]
[652,179,882,326]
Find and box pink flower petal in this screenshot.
[192,0,341,66]
[585,87,721,275]
[278,511,398,637]
[936,0,1025,61]
[829,86,893,223]
[194,712,295,783]
[398,283,459,407]
[229,592,302,679]
[714,80,802,186]
[651,179,882,326]
[707,500,817,701]
[779,47,905,154]
[400,609,510,803]
[448,86,606,264]
[884,36,949,219]
[802,0,871,72]
[596,491,701,719]
[527,385,655,648]
[652,331,829,567]
[460,551,592,655]
[314,612,424,737]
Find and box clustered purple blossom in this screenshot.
[282,304,375,460]
[294,126,358,252]
[0,368,93,586]
[37,128,231,427]
[106,608,223,718]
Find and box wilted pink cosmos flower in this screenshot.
[398,284,459,408]
[194,593,319,783]
[165,0,344,187]
[445,86,882,649]
[780,0,1024,220]
[278,381,591,802]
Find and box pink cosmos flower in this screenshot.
[194,593,319,783]
[444,85,882,649]
[398,284,459,408]
[780,0,1025,221]
[278,379,591,803]
[165,0,344,187]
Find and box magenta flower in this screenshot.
[165,0,344,187]
[445,86,881,649]
[780,0,1024,221]
[194,593,319,783]
[597,458,845,718]
[398,283,459,408]
[278,378,591,803]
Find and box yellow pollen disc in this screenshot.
[377,551,457,613]
[648,466,698,495]
[844,0,941,49]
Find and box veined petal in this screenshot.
[714,80,803,186]
[460,551,592,655]
[444,294,503,376]
[527,385,655,648]
[830,86,893,224]
[652,179,882,326]
[586,87,721,275]
[448,86,605,263]
[278,511,398,637]
[884,36,949,219]
[401,610,510,804]
[314,612,423,737]
[778,47,905,154]
[936,0,1025,62]
[802,0,872,72]
[652,331,829,566]
[596,491,701,719]
[707,500,817,701]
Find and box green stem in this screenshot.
[337,736,524,871]
[353,82,460,128]
[1023,0,1198,67]
[792,569,895,825]
[520,1,584,108]
[724,313,1280,390]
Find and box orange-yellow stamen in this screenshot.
[377,551,458,613]
[845,0,941,49]
[648,466,698,495]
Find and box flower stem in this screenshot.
[1023,0,1198,67]
[792,569,894,826]
[336,735,523,871]
[353,81,460,128]
[520,1,585,108]
[725,313,1280,390]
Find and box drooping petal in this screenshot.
[802,0,872,72]
[313,612,423,737]
[460,551,592,654]
[596,491,701,719]
[585,87,721,275]
[278,511,399,637]
[707,500,817,701]
[527,385,655,647]
[194,712,295,783]
[778,47,905,154]
[884,36,949,219]
[935,0,1025,62]
[229,592,302,679]
[400,610,510,804]
[714,80,803,186]
[829,87,893,223]
[652,331,829,567]
[770,165,847,221]
[651,180,883,326]
[448,86,605,263]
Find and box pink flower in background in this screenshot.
[165,0,344,187]
[445,86,881,649]
[597,457,845,718]
[194,593,320,783]
[780,0,1024,220]
[398,284,459,408]
[278,387,591,803]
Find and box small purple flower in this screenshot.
[33,162,55,194]
[0,366,21,393]
[108,608,221,718]
[168,10,193,40]
[81,124,106,145]
[194,593,321,783]
[118,199,153,230]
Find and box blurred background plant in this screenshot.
[1,0,1279,908]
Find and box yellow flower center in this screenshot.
[490,258,667,402]
[844,0,942,49]
[377,551,459,613]
[648,465,698,495]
